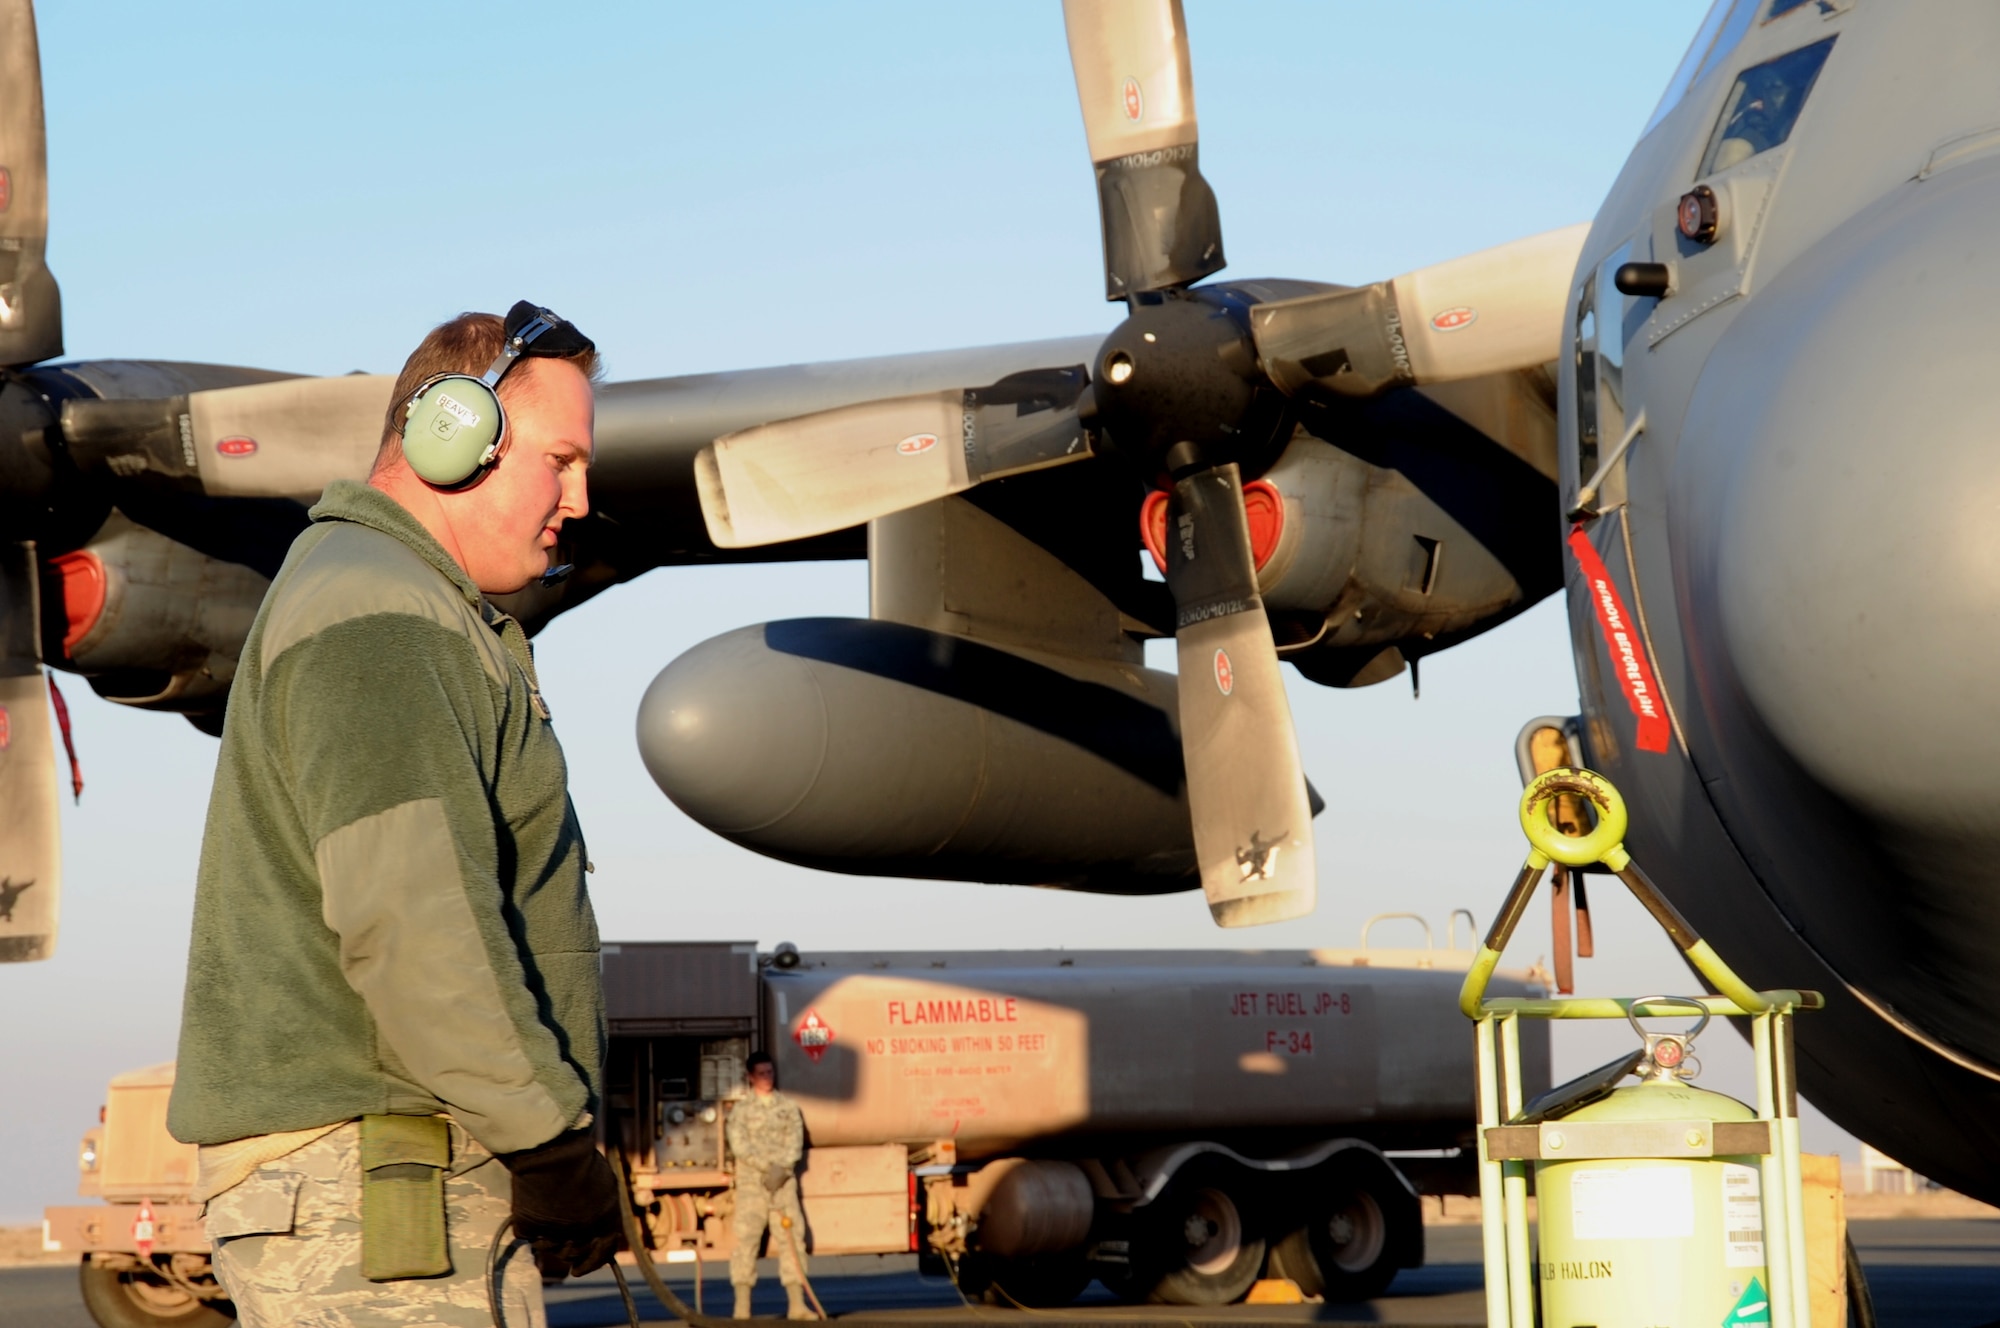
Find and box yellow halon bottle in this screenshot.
[1534,1018,1771,1328]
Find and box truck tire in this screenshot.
[1266,1150,1420,1302]
[78,1255,234,1328]
[1120,1171,1265,1306]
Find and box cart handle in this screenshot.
[1520,766,1629,869]
[1459,768,1819,1019]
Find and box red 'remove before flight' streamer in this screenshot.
[1567,525,1671,754]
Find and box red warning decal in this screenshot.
[1430,306,1477,332]
[1214,648,1235,696]
[1567,526,1670,754]
[215,436,258,457]
[0,704,9,750]
[1123,77,1144,122]
[793,1009,835,1062]
[896,433,936,457]
[0,167,13,215]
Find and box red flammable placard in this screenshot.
[1567,525,1671,754]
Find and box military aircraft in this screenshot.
[4,0,1999,1201]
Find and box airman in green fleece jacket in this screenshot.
[169,305,625,1326]
[170,474,601,1153]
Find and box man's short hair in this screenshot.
[746,1051,775,1072]
[372,310,604,475]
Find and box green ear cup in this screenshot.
[402,375,505,487]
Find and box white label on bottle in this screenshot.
[1722,1162,1766,1268]
[1569,1166,1696,1240]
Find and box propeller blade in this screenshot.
[0,0,60,366]
[1250,222,1589,399]
[61,374,395,501]
[1062,0,1224,299]
[0,540,59,961]
[1163,463,1315,926]
[186,375,393,498]
[697,367,1091,549]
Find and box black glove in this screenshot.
[498,1129,626,1279]
[763,1163,791,1194]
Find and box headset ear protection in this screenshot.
[399,301,594,489]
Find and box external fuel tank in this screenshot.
[637,618,1202,894]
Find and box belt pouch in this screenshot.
[359,1114,451,1280]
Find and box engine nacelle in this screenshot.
[1247,371,1562,687]
[46,515,268,722]
[1257,429,1536,642]
[637,618,1198,894]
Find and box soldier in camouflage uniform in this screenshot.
[726,1052,812,1319]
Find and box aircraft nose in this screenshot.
[1672,157,2000,1061]
[1683,158,2000,849]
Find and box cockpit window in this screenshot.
[1641,0,1762,137]
[1696,37,1836,177]
[1767,0,1817,16]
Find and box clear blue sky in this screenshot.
[7,2,1858,1225]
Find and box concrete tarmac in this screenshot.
[4,1221,1997,1326]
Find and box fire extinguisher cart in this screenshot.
[1462,767,1824,1328]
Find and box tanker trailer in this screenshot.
[603,932,1549,1307]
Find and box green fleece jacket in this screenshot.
[167,480,602,1154]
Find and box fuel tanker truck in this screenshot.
[45,929,1548,1322]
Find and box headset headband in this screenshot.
[479,301,593,391]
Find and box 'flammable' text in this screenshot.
[887,997,1019,1026]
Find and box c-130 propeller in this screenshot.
[694,0,1581,926]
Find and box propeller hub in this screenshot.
[1090,295,1283,477]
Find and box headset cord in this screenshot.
[486,1214,643,1328]
[611,1149,744,1327]
[491,1153,842,1327]
[611,1260,643,1325]
[485,1216,515,1328]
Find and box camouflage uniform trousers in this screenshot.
[730,1175,806,1287]
[205,1119,545,1328]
